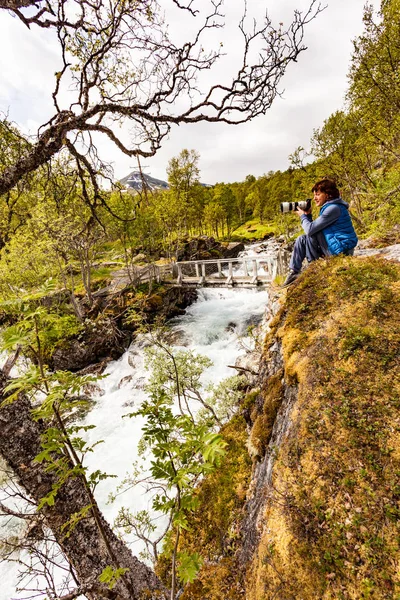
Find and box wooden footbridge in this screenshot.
[170,253,288,288]
[104,252,289,293]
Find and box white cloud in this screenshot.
[0,15,59,127]
[0,0,380,184]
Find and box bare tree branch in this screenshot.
[0,499,35,519]
[0,0,322,201]
[54,586,94,600]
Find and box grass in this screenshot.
[231,219,278,240]
[97,239,125,257]
[74,266,115,294]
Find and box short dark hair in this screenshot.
[311,178,340,199]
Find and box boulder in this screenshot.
[49,286,198,372]
[144,287,198,320]
[177,236,245,261]
[220,241,245,258]
[51,318,129,372]
[176,236,220,261]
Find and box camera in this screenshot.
[280,198,312,213]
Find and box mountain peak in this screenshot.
[118,171,169,191]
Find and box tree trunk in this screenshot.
[0,372,168,600]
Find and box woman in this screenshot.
[282,178,358,286]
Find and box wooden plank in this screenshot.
[226,262,233,285]
[251,259,258,284]
[200,262,206,284]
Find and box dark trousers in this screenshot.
[289,234,324,273]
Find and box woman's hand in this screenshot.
[295,207,311,216]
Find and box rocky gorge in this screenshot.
[0,238,399,600]
[47,237,246,373]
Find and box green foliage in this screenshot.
[176,552,203,584]
[0,227,58,295]
[144,345,212,409]
[307,0,400,235]
[0,118,46,250]
[2,356,112,522]
[204,375,245,422]
[61,505,93,538]
[131,400,227,513]
[0,301,83,365]
[115,340,236,592]
[99,566,129,590]
[231,218,276,241]
[113,507,157,561]
[2,20,400,297]
[160,414,252,600]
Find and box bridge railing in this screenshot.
[98,251,289,293]
[171,252,289,286]
[105,263,175,293]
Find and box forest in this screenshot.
[0,0,399,599]
[1,0,400,306]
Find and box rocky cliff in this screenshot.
[173,254,400,599]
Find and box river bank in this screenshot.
[2,238,398,599]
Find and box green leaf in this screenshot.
[150,459,176,482]
[201,433,227,464]
[37,488,57,510]
[87,469,117,488]
[173,512,190,531]
[99,566,129,590]
[1,323,32,351]
[61,504,92,538]
[177,551,203,584]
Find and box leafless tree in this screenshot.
[0,0,322,197]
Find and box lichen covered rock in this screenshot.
[50,317,128,371]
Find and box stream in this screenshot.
[0,242,279,600]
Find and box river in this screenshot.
[0,242,278,600]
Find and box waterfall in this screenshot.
[0,241,279,600]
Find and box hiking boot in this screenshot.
[282,270,299,287]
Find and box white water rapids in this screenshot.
[0,242,278,600]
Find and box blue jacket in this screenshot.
[300,198,358,256]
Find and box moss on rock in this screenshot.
[247,256,400,599]
[248,371,284,460]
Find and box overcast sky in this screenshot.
[0,0,380,185]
